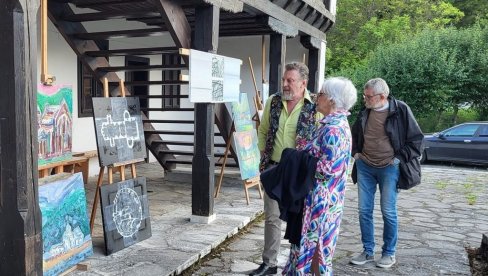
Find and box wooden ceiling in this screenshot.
[56,0,334,38]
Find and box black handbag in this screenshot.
[397,157,421,190]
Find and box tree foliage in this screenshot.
[326,0,464,73]
[449,0,488,27]
[334,27,488,127]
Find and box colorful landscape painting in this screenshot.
[38,172,93,276]
[37,84,73,166]
[231,93,254,132]
[233,130,260,180]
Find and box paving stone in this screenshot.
[72,163,487,276]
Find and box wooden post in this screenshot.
[269,34,286,95]
[191,5,219,219]
[0,0,43,274]
[301,35,324,93]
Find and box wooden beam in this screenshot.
[84,47,179,57]
[240,0,328,39]
[61,11,158,22]
[154,0,191,64]
[269,34,286,95]
[300,35,323,92]
[191,4,220,218]
[48,1,122,88]
[265,16,299,37]
[0,0,42,274]
[73,28,165,40]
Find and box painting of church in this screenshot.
[37,84,73,165]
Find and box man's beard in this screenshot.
[282,90,294,101]
[365,101,383,109]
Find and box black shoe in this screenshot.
[249,263,277,276]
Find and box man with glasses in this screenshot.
[350,78,424,268]
[249,62,320,276]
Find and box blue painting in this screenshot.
[231,93,254,132]
[38,172,93,276]
[233,130,260,180]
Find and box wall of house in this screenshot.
[40,19,326,177]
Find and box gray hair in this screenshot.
[364,78,390,97]
[321,77,357,111]
[285,62,309,81]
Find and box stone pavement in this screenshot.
[189,164,488,275]
[72,163,264,276]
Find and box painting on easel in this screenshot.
[92,97,146,167]
[233,130,260,180]
[100,177,151,255]
[37,84,73,166]
[39,172,93,276]
[231,93,254,132]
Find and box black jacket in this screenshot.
[260,148,318,245]
[351,97,424,189]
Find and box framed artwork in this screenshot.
[100,177,151,255]
[38,173,93,276]
[37,84,73,166]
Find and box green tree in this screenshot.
[327,0,463,73]
[336,27,488,128]
[449,0,488,27]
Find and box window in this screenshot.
[478,125,488,137]
[77,40,108,117]
[444,124,480,137]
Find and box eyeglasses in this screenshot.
[363,93,382,99]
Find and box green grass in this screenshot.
[466,193,477,205]
[435,181,448,190]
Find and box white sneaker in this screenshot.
[376,255,396,268]
[350,251,374,265]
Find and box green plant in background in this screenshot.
[466,193,477,205]
[461,182,478,205]
[463,183,474,190]
[435,180,448,190]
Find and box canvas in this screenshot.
[37,84,73,166]
[92,97,147,167]
[189,49,241,103]
[38,172,93,276]
[231,93,254,132]
[100,177,152,255]
[233,130,260,180]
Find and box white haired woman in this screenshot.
[283,77,357,275]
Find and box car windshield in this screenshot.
[444,124,479,137]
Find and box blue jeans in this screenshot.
[356,158,399,256]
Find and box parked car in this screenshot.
[421,122,488,166]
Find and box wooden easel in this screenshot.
[89,78,142,233]
[249,57,263,130]
[214,123,263,205]
[40,0,54,85]
[249,36,267,129]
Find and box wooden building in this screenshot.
[0,0,336,274]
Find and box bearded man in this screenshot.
[250,62,321,276]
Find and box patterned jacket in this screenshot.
[259,92,319,171]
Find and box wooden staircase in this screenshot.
[47,0,237,171]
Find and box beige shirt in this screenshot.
[360,109,395,167]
